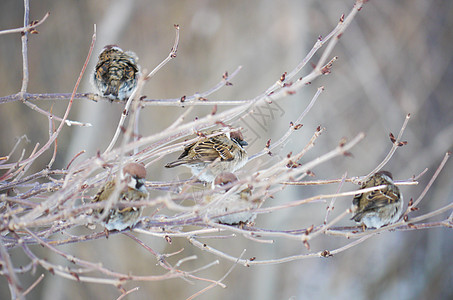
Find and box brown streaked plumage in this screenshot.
[91,163,148,231]
[351,171,403,229]
[91,45,139,101]
[165,130,248,182]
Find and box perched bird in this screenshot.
[165,129,248,182]
[351,171,403,229]
[202,172,258,225]
[91,45,139,101]
[91,163,148,231]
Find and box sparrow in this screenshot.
[202,172,258,225]
[351,171,403,229]
[165,129,248,183]
[91,45,140,101]
[91,162,148,231]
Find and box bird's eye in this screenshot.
[135,179,144,190]
[233,138,248,147]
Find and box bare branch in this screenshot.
[366,113,411,179]
[20,0,31,94]
[407,151,451,212]
[0,12,49,36]
[1,1,450,299]
[22,274,45,297]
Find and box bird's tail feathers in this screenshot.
[165,160,186,168]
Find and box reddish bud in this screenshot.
[280,72,287,82]
[211,105,217,115]
[389,133,396,144]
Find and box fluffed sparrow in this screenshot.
[165,129,248,182]
[91,45,139,101]
[202,172,258,225]
[351,171,403,229]
[92,163,148,231]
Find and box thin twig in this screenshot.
[407,151,451,212]
[366,114,411,178]
[22,274,45,296]
[116,287,139,300]
[0,26,96,171]
[21,100,92,127]
[249,86,324,161]
[186,250,246,300]
[0,93,93,105]
[104,25,180,153]
[20,0,30,94]
[324,172,347,224]
[0,12,49,36]
[0,240,23,300]
[146,24,180,79]
[0,135,29,165]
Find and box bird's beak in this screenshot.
[239,140,248,147]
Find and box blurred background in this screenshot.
[1,0,452,299]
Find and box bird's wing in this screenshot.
[176,142,197,159]
[92,180,115,203]
[361,188,400,212]
[192,137,235,162]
